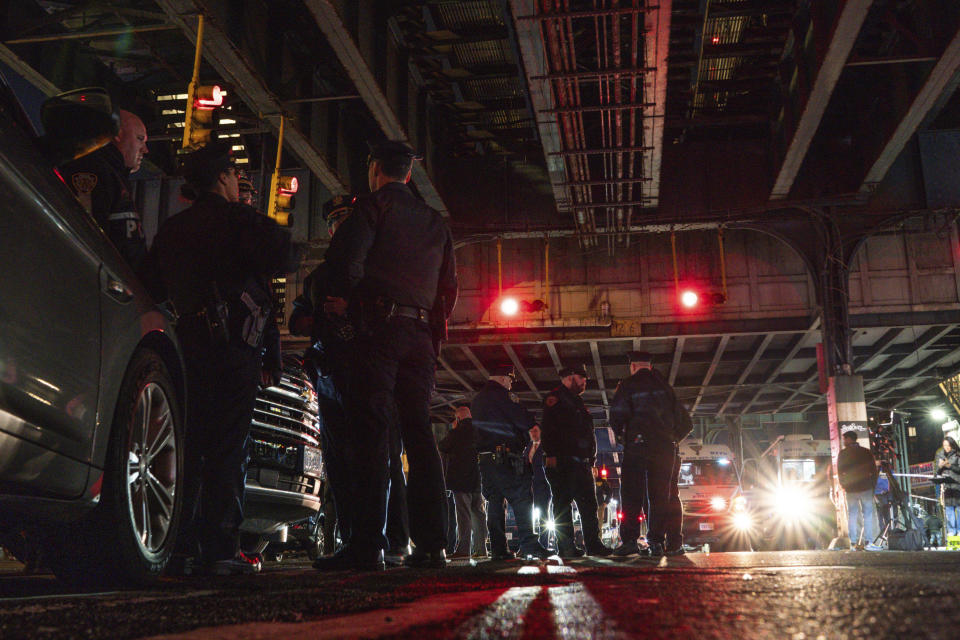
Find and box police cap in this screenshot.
[368,140,421,163]
[558,363,588,378]
[322,194,357,224]
[489,364,516,380]
[179,141,235,188]
[626,350,653,364]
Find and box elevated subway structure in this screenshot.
[3,0,960,448]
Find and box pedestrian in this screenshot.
[60,108,149,273]
[143,142,296,574]
[316,140,457,571]
[934,436,960,537]
[837,430,880,550]
[609,351,693,557]
[289,195,361,556]
[540,364,610,558]
[472,365,551,560]
[438,404,487,559]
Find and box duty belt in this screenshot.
[394,304,429,322]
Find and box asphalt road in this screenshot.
[1,550,958,639]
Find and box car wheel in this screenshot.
[46,348,183,587]
[297,517,324,560]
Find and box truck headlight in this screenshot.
[710,496,727,511]
[732,496,747,512]
[732,511,753,531]
[774,486,811,520]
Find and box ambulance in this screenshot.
[677,439,752,551]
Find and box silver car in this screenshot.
[0,85,186,586]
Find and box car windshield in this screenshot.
[679,460,738,487]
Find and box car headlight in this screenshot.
[732,495,747,513]
[710,496,727,511]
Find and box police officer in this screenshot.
[609,351,693,557]
[472,365,551,560]
[318,140,457,571]
[61,109,149,273]
[290,195,360,555]
[541,364,611,558]
[144,142,295,574]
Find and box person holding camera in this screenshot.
[934,436,960,537]
[472,365,551,560]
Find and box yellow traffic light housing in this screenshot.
[266,116,296,226]
[180,16,223,150]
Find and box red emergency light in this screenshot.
[680,290,699,308]
[500,297,519,316]
[600,467,608,479]
[617,511,624,521]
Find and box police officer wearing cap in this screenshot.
[144,142,296,575]
[292,194,411,565]
[541,364,611,557]
[60,108,150,273]
[609,351,693,557]
[472,365,551,560]
[319,140,457,570]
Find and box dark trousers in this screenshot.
[178,335,260,563]
[479,459,537,553]
[619,451,648,543]
[386,423,410,551]
[315,366,353,546]
[545,460,601,551]
[646,446,682,549]
[347,317,445,553]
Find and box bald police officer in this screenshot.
[61,108,149,273]
[541,364,611,558]
[609,351,693,557]
[319,141,457,570]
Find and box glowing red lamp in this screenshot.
[500,297,519,316]
[680,290,699,308]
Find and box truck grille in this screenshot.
[250,355,320,447]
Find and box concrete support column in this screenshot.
[826,374,868,545]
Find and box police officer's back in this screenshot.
[144,142,294,574]
[60,109,149,273]
[317,140,457,571]
[541,364,610,557]
[471,365,550,559]
[610,351,693,556]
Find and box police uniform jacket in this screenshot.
[61,144,147,273]
[325,182,457,316]
[437,418,481,493]
[471,380,536,453]
[541,384,596,462]
[143,192,293,344]
[609,368,693,452]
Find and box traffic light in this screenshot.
[181,84,222,149]
[267,174,298,226]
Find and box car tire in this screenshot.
[45,348,183,587]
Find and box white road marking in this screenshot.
[457,586,542,639]
[546,565,576,574]
[549,583,627,640]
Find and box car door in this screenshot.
[0,113,103,490]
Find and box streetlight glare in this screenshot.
[931,408,947,422]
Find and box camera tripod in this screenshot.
[871,459,924,549]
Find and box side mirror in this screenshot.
[41,87,118,163]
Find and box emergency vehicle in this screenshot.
[677,439,751,551]
[743,434,836,550]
